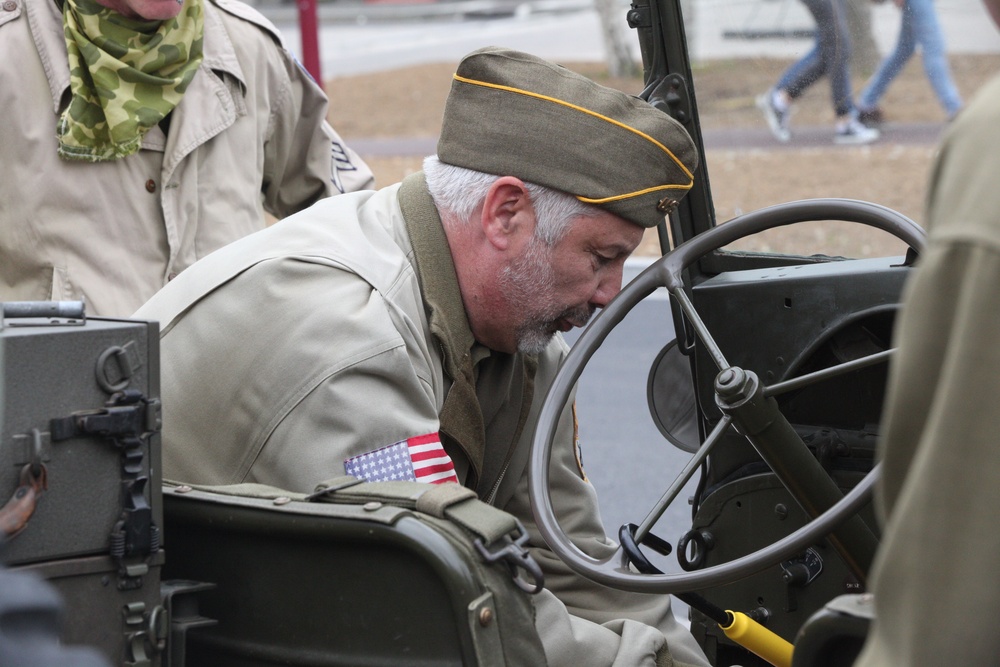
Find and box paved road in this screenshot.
[256,0,999,77]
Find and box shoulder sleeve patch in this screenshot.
[344,433,459,485]
[209,0,286,48]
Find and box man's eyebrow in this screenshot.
[592,242,631,257]
[605,239,641,256]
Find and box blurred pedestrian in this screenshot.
[856,0,963,126]
[757,0,880,144]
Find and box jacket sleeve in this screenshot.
[854,79,1000,666]
[500,342,710,667]
[240,267,440,491]
[262,48,375,218]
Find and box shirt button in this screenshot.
[145,179,156,193]
[167,272,177,281]
[2,2,17,11]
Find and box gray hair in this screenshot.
[423,155,603,245]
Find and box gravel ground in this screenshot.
[326,53,1000,257]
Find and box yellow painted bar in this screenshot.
[721,611,794,667]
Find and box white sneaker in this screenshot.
[756,91,791,143]
[834,118,879,145]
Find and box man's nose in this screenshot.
[590,262,625,309]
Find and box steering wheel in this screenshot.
[529,199,926,594]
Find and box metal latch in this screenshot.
[49,389,161,560]
[474,519,544,594]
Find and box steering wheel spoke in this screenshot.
[633,414,732,543]
[763,348,895,398]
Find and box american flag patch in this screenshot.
[344,433,459,485]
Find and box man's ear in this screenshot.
[480,177,535,251]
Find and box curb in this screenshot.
[349,121,945,158]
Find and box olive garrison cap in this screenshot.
[437,46,699,228]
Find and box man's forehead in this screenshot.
[566,211,645,252]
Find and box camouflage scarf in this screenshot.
[58,0,204,162]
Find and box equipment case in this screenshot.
[0,302,164,666]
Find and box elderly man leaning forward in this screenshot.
[135,47,708,667]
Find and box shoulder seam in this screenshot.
[207,0,286,48]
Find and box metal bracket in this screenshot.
[49,390,161,561]
[96,343,142,394]
[474,519,544,594]
[646,73,692,124]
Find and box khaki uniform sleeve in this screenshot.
[242,272,438,492]
[500,342,709,667]
[154,251,439,491]
[532,586,669,667]
[251,343,441,492]
[262,51,374,218]
[855,77,1000,666]
[855,241,1000,666]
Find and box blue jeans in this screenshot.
[776,0,856,118]
[858,0,963,116]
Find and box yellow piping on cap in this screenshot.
[576,182,692,205]
[453,74,696,203]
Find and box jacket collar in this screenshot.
[397,173,539,497]
[398,172,489,485]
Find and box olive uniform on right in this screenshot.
[855,41,1000,666]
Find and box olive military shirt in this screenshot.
[855,75,1000,665]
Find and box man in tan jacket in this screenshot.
[136,47,709,666]
[0,0,373,317]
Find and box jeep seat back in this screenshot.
[162,479,546,667]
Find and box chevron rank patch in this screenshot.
[344,433,459,485]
